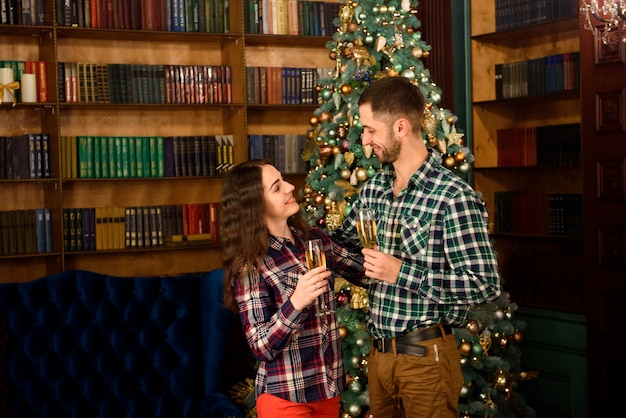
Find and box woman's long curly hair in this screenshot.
[220,159,310,312]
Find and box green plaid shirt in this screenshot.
[331,153,501,339]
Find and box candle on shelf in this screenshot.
[20,73,37,103]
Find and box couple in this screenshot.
[220,76,502,418]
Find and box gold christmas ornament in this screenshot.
[466,319,480,334]
[445,125,465,147]
[339,4,354,32]
[340,84,352,95]
[313,193,324,206]
[444,155,455,168]
[309,116,319,126]
[339,325,348,340]
[454,151,466,162]
[355,167,368,182]
[459,341,472,356]
[344,151,355,166]
[421,109,438,138]
[362,144,373,158]
[318,144,333,160]
[319,111,332,123]
[350,285,369,309]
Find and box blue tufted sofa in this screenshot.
[0,269,245,418]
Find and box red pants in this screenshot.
[256,393,341,418]
[368,325,463,418]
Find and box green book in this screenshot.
[77,136,89,178]
[128,137,137,178]
[108,137,116,178]
[114,137,123,178]
[156,136,164,177]
[86,136,94,178]
[149,137,158,177]
[142,137,150,178]
[121,136,130,178]
[135,137,144,178]
[93,136,101,178]
[100,137,110,178]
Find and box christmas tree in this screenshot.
[299,1,538,417]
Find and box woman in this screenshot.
[221,160,365,418]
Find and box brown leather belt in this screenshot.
[372,324,453,356]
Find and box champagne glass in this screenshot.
[356,208,378,284]
[356,208,378,250]
[305,239,333,317]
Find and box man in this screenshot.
[331,76,501,417]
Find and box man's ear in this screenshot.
[394,118,410,136]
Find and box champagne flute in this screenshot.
[356,208,378,250]
[356,208,378,284]
[305,239,333,317]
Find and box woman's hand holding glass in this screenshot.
[291,265,330,313]
[305,239,334,317]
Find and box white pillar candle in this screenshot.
[0,68,15,104]
[20,73,37,103]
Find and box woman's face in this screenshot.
[261,164,300,226]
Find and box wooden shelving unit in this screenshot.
[470,0,583,313]
[0,1,332,282]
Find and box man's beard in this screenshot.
[377,132,401,164]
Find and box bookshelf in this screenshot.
[469,0,583,313]
[0,0,333,282]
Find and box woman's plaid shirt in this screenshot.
[233,227,365,403]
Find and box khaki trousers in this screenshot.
[368,328,463,418]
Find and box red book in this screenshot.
[208,202,219,244]
[187,203,199,234]
[36,61,48,103]
[90,0,98,28]
[181,204,189,235]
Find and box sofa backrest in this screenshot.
[0,269,234,418]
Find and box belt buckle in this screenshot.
[375,338,389,352]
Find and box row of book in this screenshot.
[0,134,51,180]
[58,62,232,105]
[56,0,230,33]
[494,52,579,100]
[245,0,339,36]
[505,250,584,313]
[63,203,219,252]
[246,66,331,105]
[496,123,581,167]
[0,209,52,256]
[0,0,44,25]
[493,192,583,236]
[62,135,234,179]
[495,0,579,32]
[248,134,307,174]
[1,60,49,103]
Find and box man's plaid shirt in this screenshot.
[332,153,502,339]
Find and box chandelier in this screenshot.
[580,0,626,44]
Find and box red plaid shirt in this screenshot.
[233,227,365,403]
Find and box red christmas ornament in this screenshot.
[316,217,326,227]
[336,292,349,306]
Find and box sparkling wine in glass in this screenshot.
[356,208,378,284]
[305,239,333,317]
[356,208,378,249]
